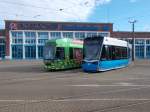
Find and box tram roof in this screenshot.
[103,37,128,47]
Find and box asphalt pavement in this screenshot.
[0,60,150,112]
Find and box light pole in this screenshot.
[129,20,137,61]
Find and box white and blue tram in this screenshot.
[82,36,132,72]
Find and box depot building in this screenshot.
[1,20,150,60]
[1,20,112,59]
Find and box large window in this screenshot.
[0,45,5,58]
[38,46,44,59]
[98,32,109,37]
[11,31,23,44]
[50,32,61,39]
[63,32,73,38]
[12,45,23,59]
[25,32,36,44]
[38,32,49,44]
[75,32,85,40]
[25,46,36,59]
[146,40,150,45]
[101,45,128,60]
[135,39,144,45]
[146,46,150,58]
[135,46,144,58]
[87,32,97,37]
[0,39,5,44]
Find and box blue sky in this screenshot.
[89,0,150,31]
[0,0,150,31]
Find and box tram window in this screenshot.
[111,46,116,60]
[116,47,123,60]
[101,46,107,60]
[73,48,83,61]
[102,46,128,60]
[69,48,73,59]
[128,48,131,58]
[56,47,65,59]
[108,46,112,60]
[115,47,120,59]
[69,48,83,60]
[122,47,127,59]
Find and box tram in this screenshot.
[82,36,132,72]
[43,38,83,70]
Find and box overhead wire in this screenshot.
[0,0,86,20]
[0,0,93,27]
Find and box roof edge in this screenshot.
[4,20,113,25]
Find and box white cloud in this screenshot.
[143,25,150,31]
[0,0,111,23]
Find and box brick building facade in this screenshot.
[3,20,112,59]
[1,20,150,60]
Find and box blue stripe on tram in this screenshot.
[99,59,129,71]
[82,59,130,72]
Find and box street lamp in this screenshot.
[129,19,137,61]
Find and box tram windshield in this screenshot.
[43,45,56,60]
[84,37,104,61]
[44,45,65,60]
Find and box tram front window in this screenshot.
[43,45,55,60]
[84,40,100,60]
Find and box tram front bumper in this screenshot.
[82,61,99,72]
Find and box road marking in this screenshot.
[0,100,27,102]
[68,84,150,87]
[0,99,51,103]
[3,77,50,82]
[53,98,150,102]
[1,98,150,102]
[115,82,133,86]
[56,77,150,79]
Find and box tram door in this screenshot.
[25,46,36,59]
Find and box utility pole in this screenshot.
[129,20,137,61]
